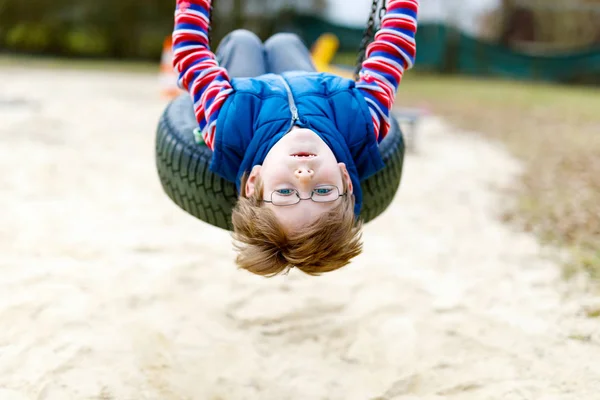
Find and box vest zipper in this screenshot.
[278,76,299,125]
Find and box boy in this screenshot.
[172,0,418,276]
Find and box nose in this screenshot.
[294,167,314,182]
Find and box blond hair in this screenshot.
[231,175,362,277]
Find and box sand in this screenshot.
[1,65,599,400]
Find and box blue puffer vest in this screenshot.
[210,71,385,216]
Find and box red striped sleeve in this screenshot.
[356,0,418,143]
[172,0,232,150]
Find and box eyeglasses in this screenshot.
[262,185,346,206]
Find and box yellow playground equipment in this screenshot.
[310,33,354,79]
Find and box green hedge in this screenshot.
[0,0,173,59]
[0,0,310,60]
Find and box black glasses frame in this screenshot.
[262,186,347,206]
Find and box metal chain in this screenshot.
[354,0,387,80]
[379,2,388,20]
[208,0,214,47]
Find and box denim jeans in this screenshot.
[215,29,317,78]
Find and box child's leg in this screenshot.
[215,30,267,78]
[264,33,317,74]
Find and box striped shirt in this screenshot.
[172,0,418,149]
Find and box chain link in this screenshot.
[379,3,388,20]
[354,0,387,81]
[208,0,214,47]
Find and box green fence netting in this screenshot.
[289,16,600,83]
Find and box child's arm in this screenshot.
[356,0,418,143]
[172,0,233,149]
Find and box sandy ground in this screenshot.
[1,66,600,400]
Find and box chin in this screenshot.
[288,127,320,140]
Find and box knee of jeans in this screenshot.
[227,29,262,48]
[264,33,304,51]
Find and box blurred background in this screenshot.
[1,0,599,82]
[0,0,598,280]
[2,3,600,395]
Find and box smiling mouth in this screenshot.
[291,152,317,158]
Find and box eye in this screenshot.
[275,188,296,196]
[313,187,334,196]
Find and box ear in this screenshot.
[338,163,353,194]
[245,165,262,197]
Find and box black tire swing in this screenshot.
[155,0,405,231]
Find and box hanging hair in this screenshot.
[231,174,363,277]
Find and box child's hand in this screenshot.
[193,128,208,146]
[177,1,191,12]
[177,0,211,11]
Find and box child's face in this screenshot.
[246,128,353,231]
